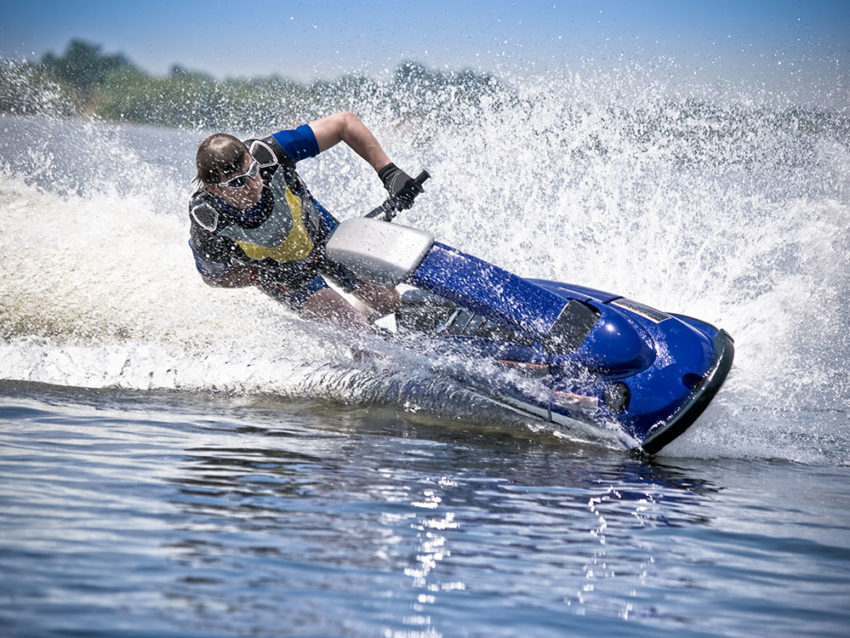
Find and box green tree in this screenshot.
[41,39,133,96]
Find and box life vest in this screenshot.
[189,137,328,269]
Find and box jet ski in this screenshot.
[326,172,734,454]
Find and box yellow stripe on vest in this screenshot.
[235,188,315,262]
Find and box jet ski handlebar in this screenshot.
[366,170,431,221]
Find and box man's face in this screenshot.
[209,153,264,209]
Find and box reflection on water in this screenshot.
[2,384,849,637]
[162,411,724,633]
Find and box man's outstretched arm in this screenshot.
[308,111,392,171]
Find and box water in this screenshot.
[2,384,849,637]
[1,66,850,636]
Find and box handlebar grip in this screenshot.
[413,170,431,186]
[366,204,387,218]
[366,169,430,220]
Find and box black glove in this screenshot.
[378,163,423,210]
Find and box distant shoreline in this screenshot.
[0,39,502,131]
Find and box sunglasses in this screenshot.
[217,159,260,190]
[216,141,279,189]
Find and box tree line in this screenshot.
[0,39,508,131]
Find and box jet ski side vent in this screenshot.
[444,310,537,345]
[544,301,601,353]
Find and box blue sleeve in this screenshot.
[272,124,319,162]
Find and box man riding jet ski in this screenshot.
[188,111,422,327]
[188,113,733,454]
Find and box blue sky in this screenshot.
[1,0,848,91]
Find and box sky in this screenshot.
[1,0,848,96]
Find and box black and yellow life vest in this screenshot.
[189,136,328,270]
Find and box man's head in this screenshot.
[195,133,246,184]
[196,133,263,209]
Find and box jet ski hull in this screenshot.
[327,218,734,454]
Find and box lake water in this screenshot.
[1,68,849,636]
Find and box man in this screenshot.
[188,111,423,328]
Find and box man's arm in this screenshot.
[308,111,424,210]
[309,111,391,171]
[200,265,257,288]
[189,227,257,288]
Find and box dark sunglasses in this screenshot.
[217,159,260,190]
[216,140,279,189]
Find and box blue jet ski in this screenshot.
[326,172,734,454]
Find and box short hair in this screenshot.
[195,133,247,184]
